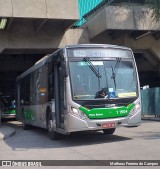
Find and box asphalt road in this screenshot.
[0,120,160,169]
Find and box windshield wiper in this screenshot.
[111,67,117,89]
[111,58,121,89]
[84,57,101,78]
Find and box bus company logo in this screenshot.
[89,113,103,117]
[2,161,12,166]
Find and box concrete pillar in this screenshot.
[150,47,160,61]
[158,63,160,78]
[0,27,90,54]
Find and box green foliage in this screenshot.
[145,0,160,21]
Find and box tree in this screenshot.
[145,0,160,21]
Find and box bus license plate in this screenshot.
[102,122,116,128]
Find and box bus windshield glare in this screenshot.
[69,59,138,100]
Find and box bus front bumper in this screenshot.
[66,110,141,133]
[1,113,16,119]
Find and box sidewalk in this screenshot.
[0,124,15,140]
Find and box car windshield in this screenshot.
[69,59,138,100]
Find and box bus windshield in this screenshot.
[69,59,138,100]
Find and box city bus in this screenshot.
[16,44,141,139]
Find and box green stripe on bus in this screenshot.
[24,110,35,120]
[5,110,16,114]
[79,104,135,119]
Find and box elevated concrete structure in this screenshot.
[0,21,89,54]
[0,0,78,19]
[0,0,90,95]
[0,0,87,53]
[84,5,159,39]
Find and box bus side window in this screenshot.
[37,65,48,104]
[48,63,54,101]
[29,70,38,105]
[20,80,24,105]
[23,75,30,105]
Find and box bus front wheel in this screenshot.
[103,128,115,135]
[22,115,30,130]
[47,113,60,140]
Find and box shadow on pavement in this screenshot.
[3,120,132,150]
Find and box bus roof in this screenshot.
[65,44,131,50]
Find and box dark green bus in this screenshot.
[0,95,16,119]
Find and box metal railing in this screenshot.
[141,88,160,117]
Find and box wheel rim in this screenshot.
[22,118,25,127]
[48,119,52,132]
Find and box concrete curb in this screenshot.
[142,117,160,122]
[0,125,15,140]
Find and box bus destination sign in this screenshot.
[68,48,132,58]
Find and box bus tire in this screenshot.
[47,112,60,140]
[103,128,115,135]
[22,112,30,130]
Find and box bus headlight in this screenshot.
[70,106,88,120]
[135,103,141,111]
[129,102,141,116]
[71,107,79,114]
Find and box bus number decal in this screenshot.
[116,110,128,114]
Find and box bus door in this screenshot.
[54,63,65,129]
